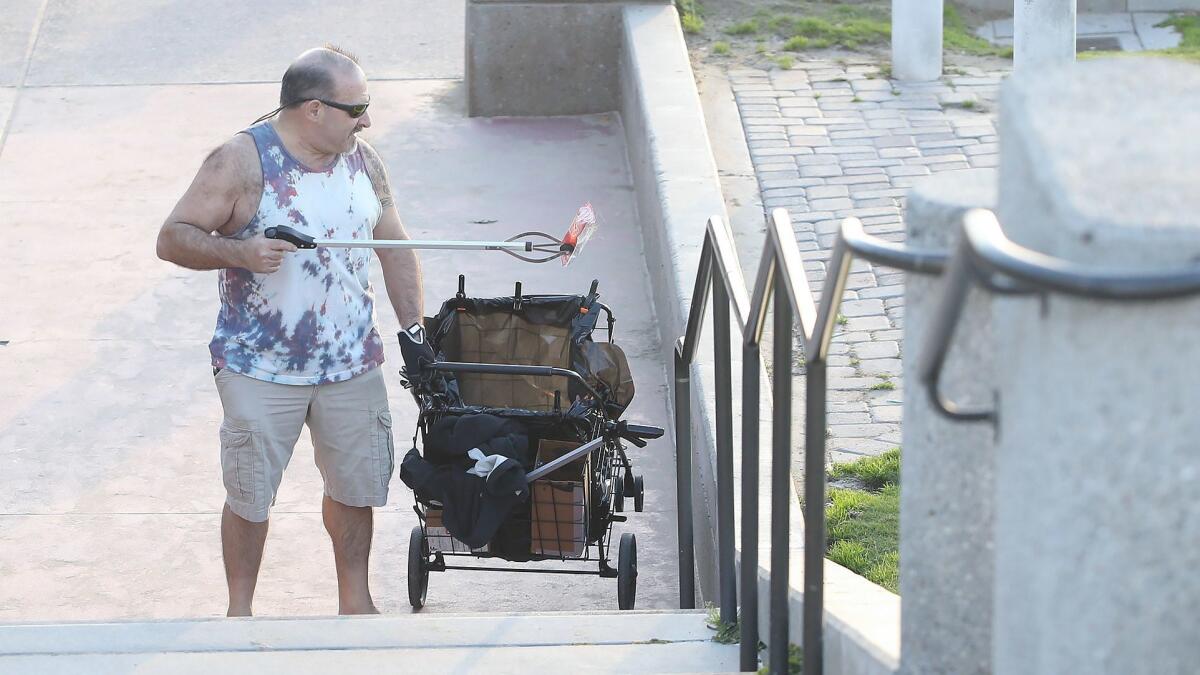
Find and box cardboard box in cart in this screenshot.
[426,508,488,554]
[531,439,591,557]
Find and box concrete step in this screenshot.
[0,609,740,674]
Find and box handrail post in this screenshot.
[769,274,792,675]
[713,279,737,626]
[674,345,696,609]
[739,338,761,671]
[803,350,826,675]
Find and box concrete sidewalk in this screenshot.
[0,0,678,620]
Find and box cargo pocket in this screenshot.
[374,410,395,490]
[220,419,262,505]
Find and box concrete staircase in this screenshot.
[0,610,740,674]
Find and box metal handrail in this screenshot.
[677,204,1200,672]
[674,209,947,674]
[920,208,1200,426]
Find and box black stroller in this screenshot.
[397,276,664,610]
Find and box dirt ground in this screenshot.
[683,0,1013,73]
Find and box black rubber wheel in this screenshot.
[613,475,625,513]
[617,532,638,610]
[633,474,645,513]
[408,525,429,610]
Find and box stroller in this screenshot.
[397,276,664,611]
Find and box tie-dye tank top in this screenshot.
[208,122,385,385]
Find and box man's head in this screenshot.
[274,45,371,154]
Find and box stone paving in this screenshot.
[727,58,1008,465]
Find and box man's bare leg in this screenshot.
[322,495,378,614]
[222,504,269,617]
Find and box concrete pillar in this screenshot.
[1013,0,1076,73]
[892,0,943,81]
[899,169,997,675]
[993,60,1200,675]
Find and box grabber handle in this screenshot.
[264,225,317,249]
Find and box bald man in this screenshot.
[156,46,422,616]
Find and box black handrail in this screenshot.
[920,208,1200,426]
[674,210,946,674]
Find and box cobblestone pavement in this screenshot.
[728,58,1008,465]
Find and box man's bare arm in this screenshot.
[360,141,424,327]
[156,136,295,273]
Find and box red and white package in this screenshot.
[559,202,598,267]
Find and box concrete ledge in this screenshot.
[619,2,726,602]
[617,5,900,673]
[0,610,713,655]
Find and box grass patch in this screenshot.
[869,377,895,391]
[764,7,891,51]
[942,3,1011,57]
[725,19,758,36]
[713,41,731,56]
[676,0,704,34]
[776,54,795,69]
[705,602,741,644]
[715,2,1012,59]
[827,469,900,593]
[758,643,804,674]
[1080,13,1200,63]
[830,447,900,490]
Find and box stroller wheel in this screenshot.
[613,476,625,513]
[408,525,430,610]
[633,474,645,513]
[617,532,638,610]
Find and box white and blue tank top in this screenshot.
[209,122,384,385]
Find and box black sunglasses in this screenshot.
[251,96,371,125]
[317,98,370,118]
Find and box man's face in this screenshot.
[319,68,372,154]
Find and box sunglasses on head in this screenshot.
[251,96,370,125]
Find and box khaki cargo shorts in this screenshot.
[214,366,394,522]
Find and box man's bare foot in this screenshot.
[339,601,379,615]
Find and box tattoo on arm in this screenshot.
[360,142,395,210]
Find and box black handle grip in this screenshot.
[624,434,648,448]
[264,225,317,249]
[625,423,665,439]
[608,421,663,448]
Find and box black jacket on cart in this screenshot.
[400,448,530,549]
[423,414,533,469]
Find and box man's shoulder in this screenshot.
[205,133,259,173]
[200,133,262,192]
[356,138,386,172]
[355,139,391,199]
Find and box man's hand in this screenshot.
[239,235,298,274]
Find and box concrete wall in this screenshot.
[619,2,728,603]
[992,58,1200,675]
[466,0,668,117]
[900,170,997,675]
[957,0,1200,11]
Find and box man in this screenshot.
[156,45,422,616]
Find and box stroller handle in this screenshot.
[429,361,602,401]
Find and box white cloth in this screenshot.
[466,448,512,478]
